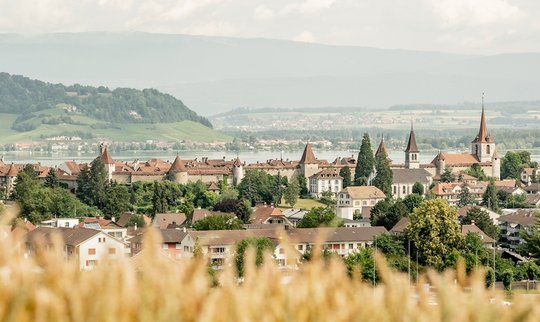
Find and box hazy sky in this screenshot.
[0,0,539,54]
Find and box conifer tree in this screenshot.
[372,148,393,197]
[482,180,500,212]
[339,166,352,188]
[355,133,375,185]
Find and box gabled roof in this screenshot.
[392,168,431,184]
[405,123,419,153]
[251,207,283,225]
[299,143,317,164]
[498,209,538,226]
[340,186,385,199]
[461,224,495,244]
[25,227,102,246]
[310,168,342,180]
[430,152,480,166]
[390,217,410,234]
[285,226,387,243]
[168,155,187,173]
[207,182,220,191]
[153,213,187,230]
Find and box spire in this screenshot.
[299,142,317,164]
[473,92,491,143]
[375,135,389,158]
[99,146,114,164]
[233,156,242,167]
[7,163,18,177]
[405,120,419,153]
[169,155,187,173]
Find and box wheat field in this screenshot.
[0,211,539,322]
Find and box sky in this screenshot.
[0,0,539,54]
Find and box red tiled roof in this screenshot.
[299,143,317,164]
[169,155,187,173]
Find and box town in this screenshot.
[0,106,538,290]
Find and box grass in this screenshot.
[0,109,232,144]
[1,206,540,321]
[277,198,325,210]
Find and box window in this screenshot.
[402,186,406,194]
[487,145,491,154]
[108,248,116,255]
[279,248,285,254]
[393,186,397,194]
[298,245,304,251]
[86,260,97,267]
[88,248,96,255]
[348,243,354,249]
[176,243,182,249]
[64,222,70,228]
[362,201,367,206]
[162,244,168,250]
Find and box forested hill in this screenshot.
[0,72,212,129]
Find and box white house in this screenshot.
[40,218,80,228]
[309,169,343,198]
[336,186,385,220]
[25,227,127,270]
[521,168,540,185]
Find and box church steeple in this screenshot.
[405,121,420,169]
[375,135,392,162]
[471,93,496,162]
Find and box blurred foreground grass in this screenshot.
[0,209,539,322]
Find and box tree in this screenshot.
[355,133,375,186]
[340,166,352,188]
[283,176,300,207]
[75,167,91,204]
[440,167,455,183]
[374,233,406,257]
[214,198,239,213]
[405,199,463,269]
[44,169,59,188]
[103,184,131,219]
[457,185,474,207]
[192,214,244,231]
[412,182,424,195]
[319,190,335,207]
[519,212,540,264]
[461,207,499,239]
[235,237,275,277]
[126,214,146,228]
[371,199,408,230]
[403,194,423,213]
[11,165,39,201]
[372,148,393,197]
[297,207,343,228]
[344,248,377,283]
[152,181,168,214]
[482,180,499,212]
[297,174,308,197]
[467,163,488,181]
[86,160,108,209]
[235,199,252,224]
[502,269,514,291]
[501,151,524,180]
[237,170,275,205]
[272,173,284,207]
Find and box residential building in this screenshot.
[129,228,194,259]
[498,209,537,251]
[521,167,540,186]
[25,227,127,270]
[309,168,343,198]
[431,182,487,206]
[336,186,385,220]
[41,218,80,228]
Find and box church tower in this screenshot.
[404,121,420,169]
[471,94,496,163]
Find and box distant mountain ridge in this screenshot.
[0,72,212,130]
[1,32,539,115]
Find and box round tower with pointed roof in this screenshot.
[232,156,244,186]
[168,155,188,184]
[492,148,501,179]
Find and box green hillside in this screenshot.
[0,72,231,144]
[0,110,230,144]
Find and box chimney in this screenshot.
[112,217,116,223]
[134,223,138,231]
[183,227,186,233]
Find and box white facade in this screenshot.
[65,231,127,270]
[41,218,80,228]
[335,187,385,220]
[309,176,343,198]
